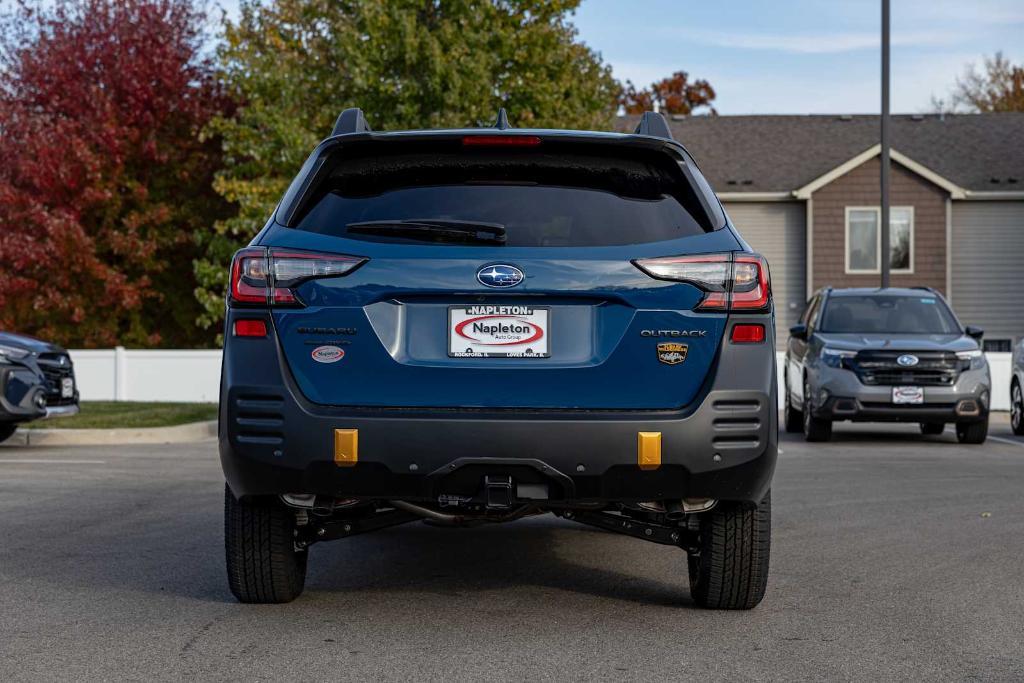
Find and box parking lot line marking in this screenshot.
[987,436,1024,449]
[0,459,107,464]
[941,428,1024,449]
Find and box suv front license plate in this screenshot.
[61,378,74,398]
[892,386,924,404]
[448,305,549,358]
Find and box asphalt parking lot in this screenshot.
[1,419,1023,681]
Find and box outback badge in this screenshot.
[657,342,688,365]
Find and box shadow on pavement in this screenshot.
[306,518,690,607]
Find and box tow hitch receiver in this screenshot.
[558,509,696,549]
[485,475,514,509]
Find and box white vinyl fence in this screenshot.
[70,348,222,402]
[68,348,1014,411]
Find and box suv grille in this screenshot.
[848,351,964,387]
[37,353,75,406]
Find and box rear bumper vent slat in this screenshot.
[712,418,761,431]
[712,436,761,449]
[234,393,285,444]
[711,400,761,412]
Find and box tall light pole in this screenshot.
[880,0,891,288]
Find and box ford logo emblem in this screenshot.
[477,264,524,288]
[897,354,919,367]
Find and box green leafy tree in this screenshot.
[195,0,619,329]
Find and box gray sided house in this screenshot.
[619,114,1024,350]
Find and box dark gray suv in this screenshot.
[784,288,990,444]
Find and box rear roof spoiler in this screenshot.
[633,111,673,140]
[331,106,517,137]
[331,106,674,141]
[331,108,372,136]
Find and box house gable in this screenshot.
[794,144,966,199]
[809,156,949,292]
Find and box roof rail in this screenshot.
[633,111,673,140]
[331,108,372,136]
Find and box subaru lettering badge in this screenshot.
[897,354,919,367]
[477,264,524,288]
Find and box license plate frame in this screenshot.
[892,386,924,404]
[61,377,74,398]
[448,305,550,358]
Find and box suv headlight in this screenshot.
[821,347,856,368]
[0,344,31,363]
[956,349,986,370]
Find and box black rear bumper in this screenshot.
[219,313,778,505]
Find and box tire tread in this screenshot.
[224,484,306,603]
[689,492,771,610]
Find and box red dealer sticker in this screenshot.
[448,305,549,358]
[311,345,346,363]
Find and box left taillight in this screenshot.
[633,252,771,312]
[229,247,366,306]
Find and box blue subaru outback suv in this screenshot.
[220,109,777,608]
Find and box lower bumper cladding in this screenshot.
[221,389,777,505]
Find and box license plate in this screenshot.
[61,377,74,398]
[448,305,549,358]
[892,386,924,404]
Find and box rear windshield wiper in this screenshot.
[346,219,506,245]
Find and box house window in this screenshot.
[844,206,914,274]
[983,339,1011,353]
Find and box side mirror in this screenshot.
[789,323,808,341]
[965,325,984,341]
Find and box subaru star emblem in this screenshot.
[477,264,524,288]
[897,354,919,367]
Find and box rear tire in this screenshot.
[0,423,17,444]
[955,418,988,445]
[783,385,802,433]
[225,484,307,603]
[802,380,832,442]
[687,491,771,610]
[919,421,945,436]
[1011,382,1024,436]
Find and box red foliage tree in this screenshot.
[620,70,717,116]
[0,0,231,347]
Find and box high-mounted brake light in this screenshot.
[229,247,366,307]
[461,135,542,147]
[633,253,771,312]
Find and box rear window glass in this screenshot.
[819,295,961,335]
[292,148,715,247]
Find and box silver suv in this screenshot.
[784,288,990,444]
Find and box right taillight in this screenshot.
[633,252,771,312]
[229,247,366,306]
[730,255,770,310]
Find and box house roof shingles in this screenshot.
[616,113,1024,194]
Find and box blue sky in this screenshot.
[215,0,1023,114]
[570,0,1023,113]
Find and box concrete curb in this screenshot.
[9,420,217,447]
